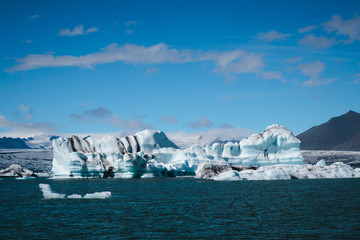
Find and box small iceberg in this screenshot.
[39,184,66,199]
[39,184,111,199]
[0,164,37,178]
[84,192,112,199]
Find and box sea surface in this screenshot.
[0,177,359,239]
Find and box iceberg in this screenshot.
[39,183,111,199]
[39,184,66,199]
[196,162,360,181]
[84,192,112,199]
[0,164,37,178]
[233,124,303,166]
[51,125,305,178]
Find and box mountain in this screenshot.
[0,135,60,149]
[209,138,239,145]
[0,137,31,149]
[297,110,360,151]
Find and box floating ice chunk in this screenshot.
[316,159,326,166]
[83,191,111,199]
[39,184,66,199]
[0,164,36,178]
[67,194,82,199]
[15,176,35,180]
[196,162,360,181]
[39,183,111,199]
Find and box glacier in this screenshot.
[52,125,305,178]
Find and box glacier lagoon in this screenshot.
[1,124,360,238]
[1,177,360,239]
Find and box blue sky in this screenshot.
[0,0,360,141]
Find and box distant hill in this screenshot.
[0,137,31,149]
[297,110,360,151]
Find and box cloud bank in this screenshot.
[70,107,153,130]
[0,115,57,137]
[59,25,98,37]
[7,43,264,76]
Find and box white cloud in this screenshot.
[7,43,264,76]
[296,61,324,78]
[261,71,283,80]
[298,34,338,49]
[125,21,137,34]
[146,67,159,74]
[8,43,190,72]
[0,115,56,137]
[218,123,234,128]
[18,104,32,121]
[53,126,254,148]
[83,107,112,118]
[30,14,39,20]
[199,50,265,74]
[59,25,98,37]
[295,61,334,86]
[106,115,153,129]
[159,116,178,124]
[86,27,98,33]
[257,30,291,42]
[166,127,253,147]
[218,95,242,102]
[298,25,318,33]
[70,107,153,130]
[281,57,302,64]
[352,73,360,84]
[125,21,137,28]
[187,116,214,129]
[323,14,360,44]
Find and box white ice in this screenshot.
[0,164,35,178]
[196,162,360,181]
[84,192,112,199]
[316,159,326,166]
[39,183,66,199]
[51,125,305,179]
[39,183,111,199]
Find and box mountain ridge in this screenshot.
[297,110,360,151]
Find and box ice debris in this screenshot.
[316,159,326,166]
[0,164,37,178]
[39,184,111,199]
[195,162,360,181]
[52,125,304,178]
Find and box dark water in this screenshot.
[0,178,359,239]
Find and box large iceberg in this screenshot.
[51,125,306,178]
